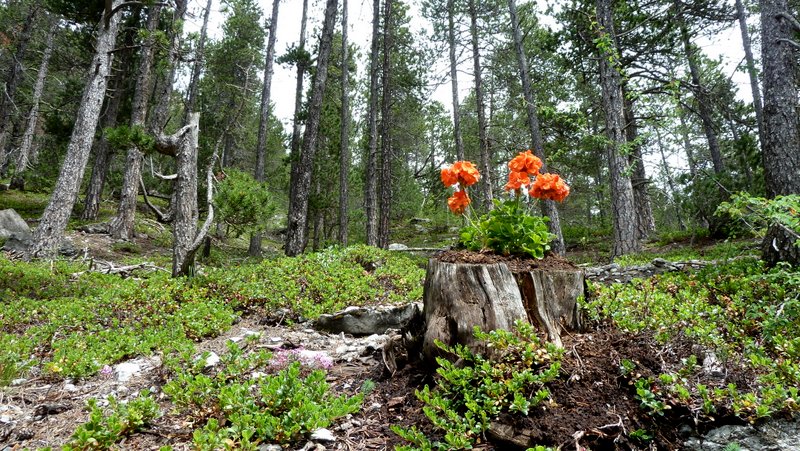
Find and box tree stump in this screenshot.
[422,256,584,361]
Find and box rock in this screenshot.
[258,445,282,451]
[314,303,422,336]
[76,223,109,234]
[684,418,800,450]
[10,378,25,386]
[486,421,539,450]
[0,209,31,240]
[310,428,336,443]
[203,352,220,368]
[114,362,141,382]
[702,351,725,378]
[388,243,409,250]
[63,383,78,393]
[0,235,30,253]
[300,443,326,451]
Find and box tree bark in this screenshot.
[150,0,188,132]
[378,0,393,249]
[760,0,800,266]
[467,0,492,208]
[26,5,122,258]
[595,0,640,256]
[447,0,464,161]
[249,0,281,257]
[108,5,162,240]
[184,0,212,122]
[655,128,686,230]
[422,259,584,360]
[288,0,310,208]
[365,0,381,247]
[680,24,724,174]
[0,3,38,172]
[12,17,56,185]
[735,0,765,149]
[507,0,566,255]
[168,114,202,276]
[285,0,339,256]
[81,22,136,221]
[338,0,351,246]
[622,90,656,240]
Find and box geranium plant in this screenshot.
[441,151,570,259]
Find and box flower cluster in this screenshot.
[440,151,570,259]
[441,161,481,214]
[504,150,569,202]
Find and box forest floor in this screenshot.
[1,229,762,451]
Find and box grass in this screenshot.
[0,245,425,384]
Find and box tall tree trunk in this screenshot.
[285,0,339,256]
[0,4,37,172]
[760,0,800,266]
[679,112,698,178]
[338,0,351,246]
[248,0,281,257]
[184,0,212,122]
[507,0,566,255]
[169,114,201,277]
[81,24,136,221]
[680,24,724,174]
[622,90,655,240]
[288,0,310,206]
[378,0,393,249]
[151,0,188,132]
[365,0,381,247]
[27,5,122,258]
[12,17,56,185]
[735,0,765,148]
[447,0,464,161]
[655,128,686,231]
[467,0,492,208]
[595,0,640,257]
[109,6,162,240]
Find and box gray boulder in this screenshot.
[684,418,800,451]
[0,209,31,240]
[314,303,422,336]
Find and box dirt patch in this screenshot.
[434,249,578,272]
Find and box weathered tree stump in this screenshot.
[422,257,584,361]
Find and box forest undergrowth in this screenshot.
[0,218,798,449]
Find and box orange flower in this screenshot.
[504,171,531,192]
[441,167,458,187]
[447,190,471,215]
[452,161,481,187]
[441,161,481,188]
[508,150,543,176]
[529,173,570,202]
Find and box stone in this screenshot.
[310,428,336,443]
[114,362,141,382]
[684,418,800,451]
[258,445,282,451]
[388,243,409,250]
[314,303,422,336]
[76,223,109,234]
[203,352,220,368]
[0,209,31,240]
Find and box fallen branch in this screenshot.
[71,259,167,279]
